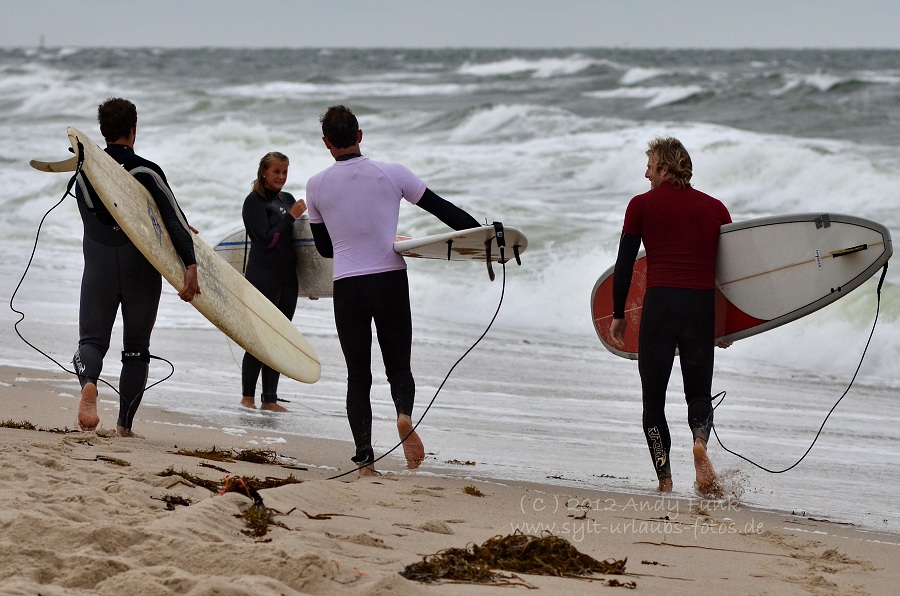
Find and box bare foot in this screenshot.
[260,402,288,412]
[693,439,721,498]
[78,382,100,431]
[240,396,256,409]
[397,414,425,469]
[357,464,379,478]
[116,425,144,438]
[658,477,673,492]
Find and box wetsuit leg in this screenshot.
[74,235,120,386]
[372,270,415,417]
[244,269,298,404]
[260,275,298,404]
[675,290,716,443]
[118,243,161,430]
[333,274,377,465]
[637,287,678,480]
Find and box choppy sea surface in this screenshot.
[1,48,898,535]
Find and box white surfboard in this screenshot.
[394,224,527,280]
[212,215,334,298]
[591,212,892,359]
[34,128,320,383]
[29,155,79,172]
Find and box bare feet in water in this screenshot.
[693,439,721,497]
[260,402,288,412]
[78,382,100,431]
[239,396,256,409]
[397,414,425,469]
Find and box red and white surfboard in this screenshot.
[592,213,892,360]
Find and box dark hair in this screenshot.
[320,105,359,149]
[647,137,693,188]
[252,151,289,196]
[97,97,137,143]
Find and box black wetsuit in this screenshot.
[73,144,196,431]
[241,188,299,403]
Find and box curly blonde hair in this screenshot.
[647,137,692,188]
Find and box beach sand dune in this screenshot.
[1,365,898,595]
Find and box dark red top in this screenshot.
[623,181,732,289]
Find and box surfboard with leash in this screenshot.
[591,212,892,360]
[32,127,321,383]
[394,223,527,280]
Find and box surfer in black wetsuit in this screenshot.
[239,151,307,412]
[72,97,200,437]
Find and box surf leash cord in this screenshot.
[711,262,889,474]
[10,146,175,408]
[327,226,509,480]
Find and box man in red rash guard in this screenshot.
[610,137,732,497]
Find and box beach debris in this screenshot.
[301,510,369,521]
[172,445,305,469]
[400,530,630,586]
[1,419,37,430]
[152,494,193,510]
[445,459,476,465]
[173,446,234,462]
[157,467,222,491]
[0,419,68,434]
[237,503,289,537]
[462,485,484,497]
[198,461,230,473]
[96,455,130,467]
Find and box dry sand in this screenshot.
[1,364,898,596]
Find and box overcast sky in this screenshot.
[2,0,898,50]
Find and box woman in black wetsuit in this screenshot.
[240,152,307,411]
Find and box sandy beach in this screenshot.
[1,364,898,596]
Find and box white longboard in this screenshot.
[394,224,527,280]
[34,128,320,383]
[592,212,892,359]
[212,215,334,298]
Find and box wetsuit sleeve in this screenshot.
[612,232,641,319]
[309,222,334,258]
[242,193,294,250]
[416,188,480,231]
[133,170,197,267]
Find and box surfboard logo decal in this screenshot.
[146,200,163,246]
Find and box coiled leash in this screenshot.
[711,262,889,473]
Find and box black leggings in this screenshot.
[638,287,715,480]
[333,269,414,465]
[242,268,298,403]
[74,235,161,431]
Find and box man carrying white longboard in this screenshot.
[72,97,200,437]
[609,137,732,497]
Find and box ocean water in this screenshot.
[1,48,899,535]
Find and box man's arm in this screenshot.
[610,232,641,347]
[416,188,480,231]
[309,222,333,258]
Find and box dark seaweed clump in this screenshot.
[401,530,632,586]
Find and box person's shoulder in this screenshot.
[243,190,263,204]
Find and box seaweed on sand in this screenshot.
[1,419,67,433]
[401,530,632,587]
